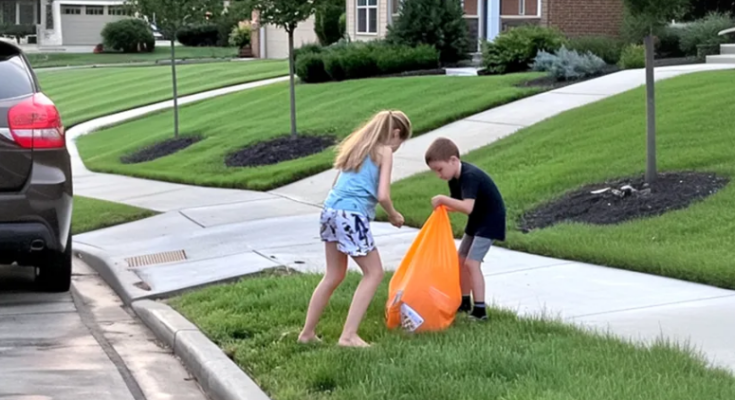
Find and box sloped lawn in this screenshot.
[73,196,156,235]
[37,59,288,126]
[76,73,543,191]
[169,270,735,400]
[387,69,735,289]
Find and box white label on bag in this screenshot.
[400,303,424,332]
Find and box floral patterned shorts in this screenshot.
[319,208,375,257]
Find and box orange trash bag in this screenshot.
[386,206,461,333]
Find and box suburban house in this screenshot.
[250,10,319,59]
[345,0,625,50]
[0,0,133,46]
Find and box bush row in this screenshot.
[295,40,440,83]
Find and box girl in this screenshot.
[298,110,413,348]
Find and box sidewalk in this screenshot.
[71,64,735,373]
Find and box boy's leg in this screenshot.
[464,236,493,320]
[456,235,474,312]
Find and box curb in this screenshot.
[76,241,273,400]
[132,299,272,400]
[73,242,151,304]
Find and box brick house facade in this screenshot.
[346,0,625,51]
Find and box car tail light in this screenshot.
[8,93,65,149]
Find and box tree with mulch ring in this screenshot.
[385,69,735,290]
[225,135,336,168]
[519,172,729,232]
[121,136,202,164]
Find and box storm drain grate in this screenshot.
[125,250,188,268]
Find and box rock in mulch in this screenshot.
[120,136,202,164]
[225,135,335,168]
[519,172,730,232]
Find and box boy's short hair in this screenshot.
[425,137,460,164]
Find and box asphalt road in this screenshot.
[0,260,207,400]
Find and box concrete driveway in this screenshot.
[0,260,208,400]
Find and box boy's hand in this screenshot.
[389,211,404,228]
[431,195,448,209]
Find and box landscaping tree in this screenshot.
[623,0,688,183]
[386,0,469,64]
[314,0,345,46]
[248,0,320,137]
[125,0,222,138]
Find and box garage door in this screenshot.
[61,5,124,46]
[264,16,319,59]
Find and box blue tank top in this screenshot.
[323,155,380,220]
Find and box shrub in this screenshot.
[314,0,346,46]
[482,25,567,74]
[296,41,440,82]
[101,19,155,53]
[532,46,607,81]
[386,0,468,63]
[620,8,651,45]
[656,25,686,58]
[618,44,646,69]
[679,12,734,56]
[176,24,220,46]
[228,24,251,48]
[294,42,323,62]
[567,36,624,64]
[295,52,331,83]
[0,24,36,43]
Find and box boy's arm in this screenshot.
[434,195,475,215]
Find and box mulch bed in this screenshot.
[519,172,730,232]
[120,135,201,164]
[225,135,335,168]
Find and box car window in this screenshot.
[0,54,34,100]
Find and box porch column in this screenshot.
[486,0,500,41]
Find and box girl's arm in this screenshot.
[377,146,399,217]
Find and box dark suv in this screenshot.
[0,39,73,292]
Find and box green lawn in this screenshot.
[169,271,735,400]
[28,46,238,68]
[76,73,543,191]
[72,196,156,235]
[37,59,288,126]
[387,69,735,289]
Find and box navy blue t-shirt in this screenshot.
[449,162,506,241]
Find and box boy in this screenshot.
[424,137,506,320]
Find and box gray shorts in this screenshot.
[458,234,493,262]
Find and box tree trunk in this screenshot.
[170,39,180,138]
[288,29,298,137]
[644,32,656,183]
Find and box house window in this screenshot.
[19,3,35,24]
[519,0,526,15]
[108,6,129,16]
[62,6,81,15]
[86,6,104,16]
[0,1,16,24]
[357,0,378,34]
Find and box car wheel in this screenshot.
[36,235,72,293]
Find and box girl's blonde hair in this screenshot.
[334,110,412,172]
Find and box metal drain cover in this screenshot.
[125,250,187,268]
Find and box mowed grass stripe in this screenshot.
[38,60,289,126]
[76,73,544,191]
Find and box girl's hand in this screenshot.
[389,211,404,228]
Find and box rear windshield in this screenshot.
[0,46,34,100]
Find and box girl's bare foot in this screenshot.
[337,335,371,348]
[297,333,322,344]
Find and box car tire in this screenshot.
[36,235,72,293]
